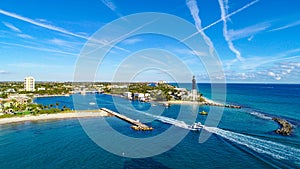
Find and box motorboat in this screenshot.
[163,103,170,107]
[190,122,203,130]
[199,110,208,115]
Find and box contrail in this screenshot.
[181,0,259,42]
[0,9,87,39]
[218,0,243,61]
[0,9,129,52]
[186,0,215,55]
[0,41,78,56]
[269,20,300,32]
[100,0,128,22]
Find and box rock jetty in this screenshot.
[272,117,293,136]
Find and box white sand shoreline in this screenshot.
[0,111,109,125]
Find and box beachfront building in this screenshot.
[24,76,35,92]
[157,80,167,85]
[124,92,132,100]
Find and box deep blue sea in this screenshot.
[0,84,300,168]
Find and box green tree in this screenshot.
[55,102,60,109]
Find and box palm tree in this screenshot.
[38,104,44,110]
[49,104,53,108]
[55,102,59,109]
[0,101,4,113]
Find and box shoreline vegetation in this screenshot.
[0,110,110,125]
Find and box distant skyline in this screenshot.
[0,0,300,83]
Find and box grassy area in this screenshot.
[0,107,72,119]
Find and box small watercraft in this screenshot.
[89,102,96,105]
[199,110,208,115]
[163,103,170,107]
[189,122,203,130]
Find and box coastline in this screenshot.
[105,93,242,109]
[33,94,70,98]
[157,98,241,109]
[0,110,110,125]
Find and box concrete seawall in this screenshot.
[100,108,153,131]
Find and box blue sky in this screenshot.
[0,0,299,83]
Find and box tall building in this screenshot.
[192,76,197,101]
[24,76,35,92]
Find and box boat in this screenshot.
[189,122,203,130]
[89,102,96,105]
[163,103,170,107]
[199,110,208,115]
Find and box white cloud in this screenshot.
[49,38,71,47]
[227,22,270,41]
[270,20,300,32]
[0,70,9,74]
[291,62,300,67]
[121,38,143,45]
[17,33,34,39]
[2,21,21,32]
[265,62,300,80]
[8,63,60,68]
[275,76,281,80]
[247,35,254,41]
[226,48,300,71]
[268,71,276,77]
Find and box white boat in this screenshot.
[89,102,96,105]
[189,122,203,130]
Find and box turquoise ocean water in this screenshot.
[0,84,299,168]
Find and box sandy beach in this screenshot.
[165,100,201,105]
[0,110,110,125]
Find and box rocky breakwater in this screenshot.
[202,97,241,109]
[272,117,293,136]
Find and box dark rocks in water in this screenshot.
[224,104,241,109]
[272,117,293,136]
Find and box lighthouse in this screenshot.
[192,76,197,101]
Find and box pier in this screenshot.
[100,108,153,131]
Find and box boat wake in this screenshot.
[248,111,273,120]
[138,111,194,130]
[203,126,300,161]
[140,111,300,162]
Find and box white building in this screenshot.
[37,87,46,91]
[123,92,132,100]
[24,76,35,92]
